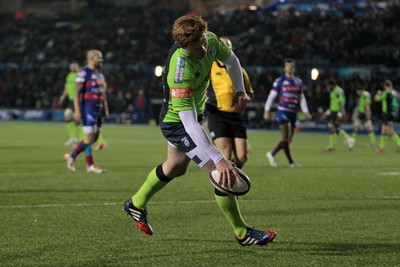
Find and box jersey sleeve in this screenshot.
[207,32,231,62]
[75,69,86,85]
[242,68,254,94]
[271,78,280,92]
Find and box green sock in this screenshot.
[379,135,385,149]
[368,132,376,145]
[132,167,167,209]
[352,132,358,139]
[215,195,248,238]
[339,129,350,139]
[77,124,84,140]
[97,132,106,144]
[329,133,336,148]
[66,122,76,139]
[390,133,400,146]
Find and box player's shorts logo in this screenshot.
[181,137,190,147]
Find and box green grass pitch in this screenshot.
[0,121,399,266]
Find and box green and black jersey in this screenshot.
[160,32,231,123]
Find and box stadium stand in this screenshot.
[0,1,399,124]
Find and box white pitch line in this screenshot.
[0,196,399,209]
[377,172,400,176]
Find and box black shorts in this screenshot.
[358,113,367,121]
[207,107,246,140]
[328,112,340,129]
[382,113,396,125]
[159,115,204,153]
[67,100,74,110]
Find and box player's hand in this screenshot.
[74,112,81,124]
[263,110,270,121]
[215,159,238,189]
[324,109,331,118]
[231,91,248,113]
[305,112,312,120]
[337,112,343,119]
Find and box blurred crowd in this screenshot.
[0,1,399,122]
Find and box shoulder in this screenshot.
[206,31,219,43]
[77,68,89,77]
[272,77,281,88]
[294,76,303,85]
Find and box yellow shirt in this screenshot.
[207,61,253,112]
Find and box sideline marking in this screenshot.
[0,196,399,209]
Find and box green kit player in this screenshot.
[123,16,276,246]
[374,79,400,152]
[324,80,355,151]
[58,62,84,146]
[351,85,376,147]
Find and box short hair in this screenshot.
[284,58,295,65]
[383,79,392,88]
[328,79,337,86]
[172,16,208,48]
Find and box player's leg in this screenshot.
[84,128,105,173]
[279,123,295,165]
[214,137,234,162]
[132,144,190,209]
[378,124,388,152]
[352,118,361,139]
[232,137,247,169]
[387,122,400,151]
[230,120,248,168]
[325,113,337,151]
[365,120,376,147]
[95,131,107,151]
[337,119,355,149]
[202,159,276,245]
[64,108,77,146]
[124,144,190,235]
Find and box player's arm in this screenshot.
[179,109,236,188]
[73,83,83,124]
[300,93,312,120]
[103,85,109,119]
[58,87,68,106]
[263,90,278,121]
[242,68,254,100]
[222,51,248,112]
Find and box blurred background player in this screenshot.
[123,16,275,246]
[64,49,108,173]
[58,61,107,150]
[58,62,84,146]
[263,58,312,168]
[374,79,400,152]
[206,36,253,169]
[324,80,355,151]
[351,84,376,148]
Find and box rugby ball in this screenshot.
[209,166,251,196]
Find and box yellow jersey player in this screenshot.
[206,36,253,168]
